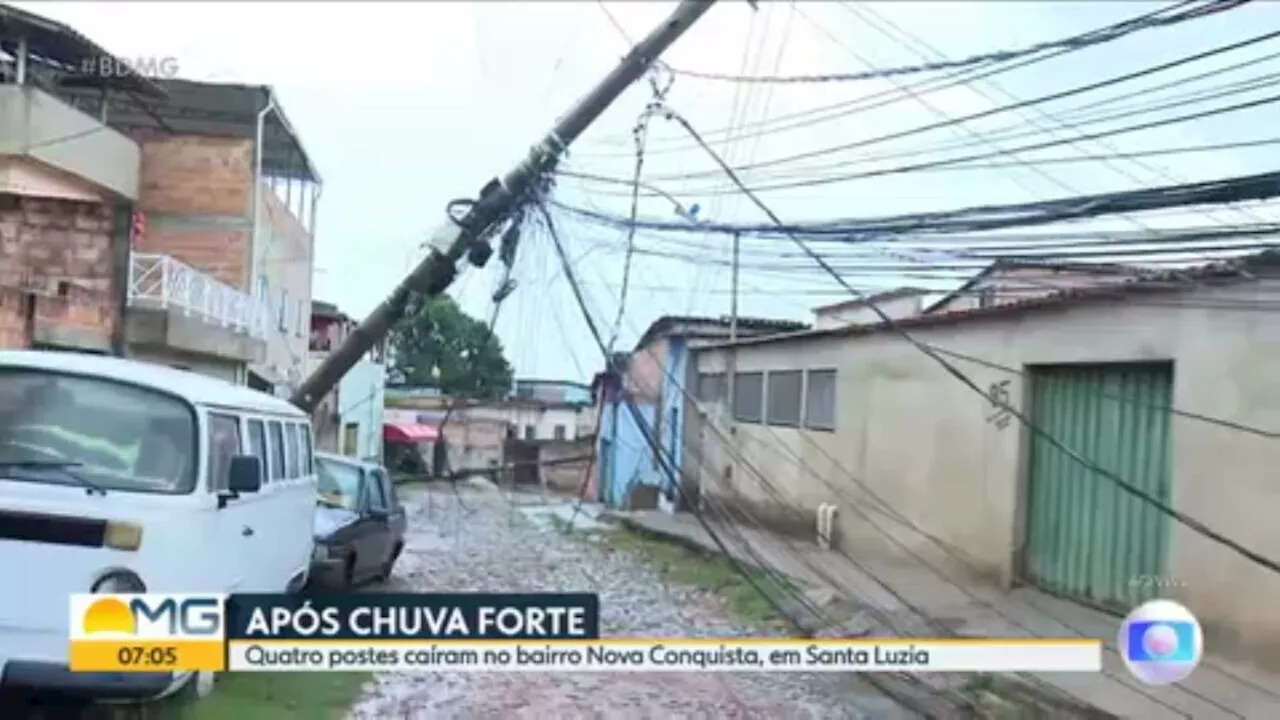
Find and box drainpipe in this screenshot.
[249,90,277,316]
[15,37,28,85]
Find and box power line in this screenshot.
[642,101,1280,577]
[575,0,1237,156]
[533,202,977,716]
[551,167,1280,239]
[542,219,1200,716]
[635,27,1280,181]
[661,0,1248,85]
[561,136,1280,194]
[548,191,1275,714]
[569,85,1280,197]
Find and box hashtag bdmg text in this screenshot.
[76,56,179,80]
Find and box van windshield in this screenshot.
[316,458,362,510]
[0,369,198,493]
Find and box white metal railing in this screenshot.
[128,253,268,339]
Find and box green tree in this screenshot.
[388,295,514,400]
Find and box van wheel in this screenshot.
[193,670,217,699]
[343,554,357,588]
[378,543,403,582]
[174,670,217,703]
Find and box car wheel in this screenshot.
[343,554,357,588]
[379,543,403,581]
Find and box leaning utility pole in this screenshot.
[292,0,719,412]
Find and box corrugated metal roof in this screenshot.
[697,249,1280,351]
[0,3,164,96]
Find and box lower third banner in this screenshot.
[227,638,1102,673]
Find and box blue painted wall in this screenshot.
[597,336,690,509]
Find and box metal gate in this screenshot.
[1023,362,1174,611]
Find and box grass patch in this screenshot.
[601,528,801,626]
[168,672,370,720]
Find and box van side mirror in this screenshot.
[227,455,263,494]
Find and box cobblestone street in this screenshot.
[349,485,915,719]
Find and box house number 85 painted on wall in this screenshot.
[986,380,1013,431]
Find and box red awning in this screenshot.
[383,423,439,443]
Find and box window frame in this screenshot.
[765,370,803,428]
[803,368,838,432]
[206,412,242,493]
[246,418,269,484]
[697,372,726,404]
[283,423,300,479]
[731,371,765,424]
[299,423,314,475]
[267,420,286,482]
[553,424,566,441]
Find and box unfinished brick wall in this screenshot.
[0,289,30,348]
[133,133,253,289]
[0,195,117,349]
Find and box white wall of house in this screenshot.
[813,294,923,330]
[928,266,1138,314]
[337,352,386,462]
[129,348,243,385]
[691,278,1280,674]
[252,186,313,396]
[510,405,586,441]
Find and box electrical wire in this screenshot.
[557,212,1271,714]
[642,101,1280,578]
[574,0,1236,156]
[569,87,1280,197]
[632,27,1280,181]
[661,0,1248,85]
[561,136,1280,194]
[844,1,1269,229]
[532,202,976,716]
[550,167,1280,239]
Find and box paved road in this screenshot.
[349,485,914,719]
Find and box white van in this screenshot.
[0,350,317,701]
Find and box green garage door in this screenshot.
[1024,363,1173,611]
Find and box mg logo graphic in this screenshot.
[74,594,222,639]
[75,55,180,80]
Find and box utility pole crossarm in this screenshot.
[291,0,718,412]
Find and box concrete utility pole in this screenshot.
[292,0,719,412]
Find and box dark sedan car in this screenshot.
[311,452,407,588]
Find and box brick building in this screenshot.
[0,6,143,355]
[63,79,322,391]
[2,6,321,392]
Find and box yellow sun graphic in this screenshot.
[82,597,135,635]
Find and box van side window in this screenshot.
[283,423,299,480]
[246,419,268,484]
[299,425,314,475]
[207,413,241,492]
[267,421,285,482]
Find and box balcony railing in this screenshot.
[129,253,267,339]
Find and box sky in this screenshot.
[17,1,1280,384]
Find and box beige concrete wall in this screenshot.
[931,266,1137,314]
[691,280,1280,672]
[0,86,139,199]
[255,184,313,394]
[814,294,922,329]
[627,337,667,403]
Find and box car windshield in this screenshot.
[0,368,198,493]
[316,458,362,510]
